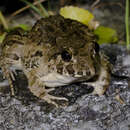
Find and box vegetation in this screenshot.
[0,0,128,48]
[20,0,49,17]
[125,0,130,49]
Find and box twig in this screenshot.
[37,0,49,17]
[92,2,124,10]
[91,0,100,8]
[60,0,65,6]
[10,0,47,18]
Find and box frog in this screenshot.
[0,15,111,107]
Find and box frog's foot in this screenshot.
[40,92,68,108]
[28,78,68,107]
[83,66,110,96]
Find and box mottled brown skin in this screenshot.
[0,15,111,107]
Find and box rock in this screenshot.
[0,44,130,130]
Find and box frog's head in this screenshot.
[28,15,101,86]
[46,41,101,85]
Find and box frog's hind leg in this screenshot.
[28,75,68,107]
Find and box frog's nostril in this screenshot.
[66,64,74,75]
[86,70,91,76]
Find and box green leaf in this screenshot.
[15,24,31,31]
[94,26,118,44]
[60,6,94,26]
[0,33,6,44]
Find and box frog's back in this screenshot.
[28,15,96,50]
[0,28,29,62]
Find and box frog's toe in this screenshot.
[42,95,59,107]
[46,88,55,93]
[40,93,68,107]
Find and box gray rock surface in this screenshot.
[0,44,130,130]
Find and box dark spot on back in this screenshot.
[66,64,74,75]
[35,51,43,57]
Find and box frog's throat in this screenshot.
[39,72,78,87]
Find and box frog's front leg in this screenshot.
[87,66,110,95]
[28,75,68,107]
[0,56,22,95]
[82,61,111,95]
[0,57,17,95]
[0,66,15,95]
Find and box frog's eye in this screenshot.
[61,50,72,62]
[94,42,100,53]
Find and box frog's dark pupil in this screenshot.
[61,50,71,62]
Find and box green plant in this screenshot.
[20,0,49,17]
[125,0,130,49]
[0,11,8,30]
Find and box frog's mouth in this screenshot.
[74,74,93,81]
[39,72,94,87]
